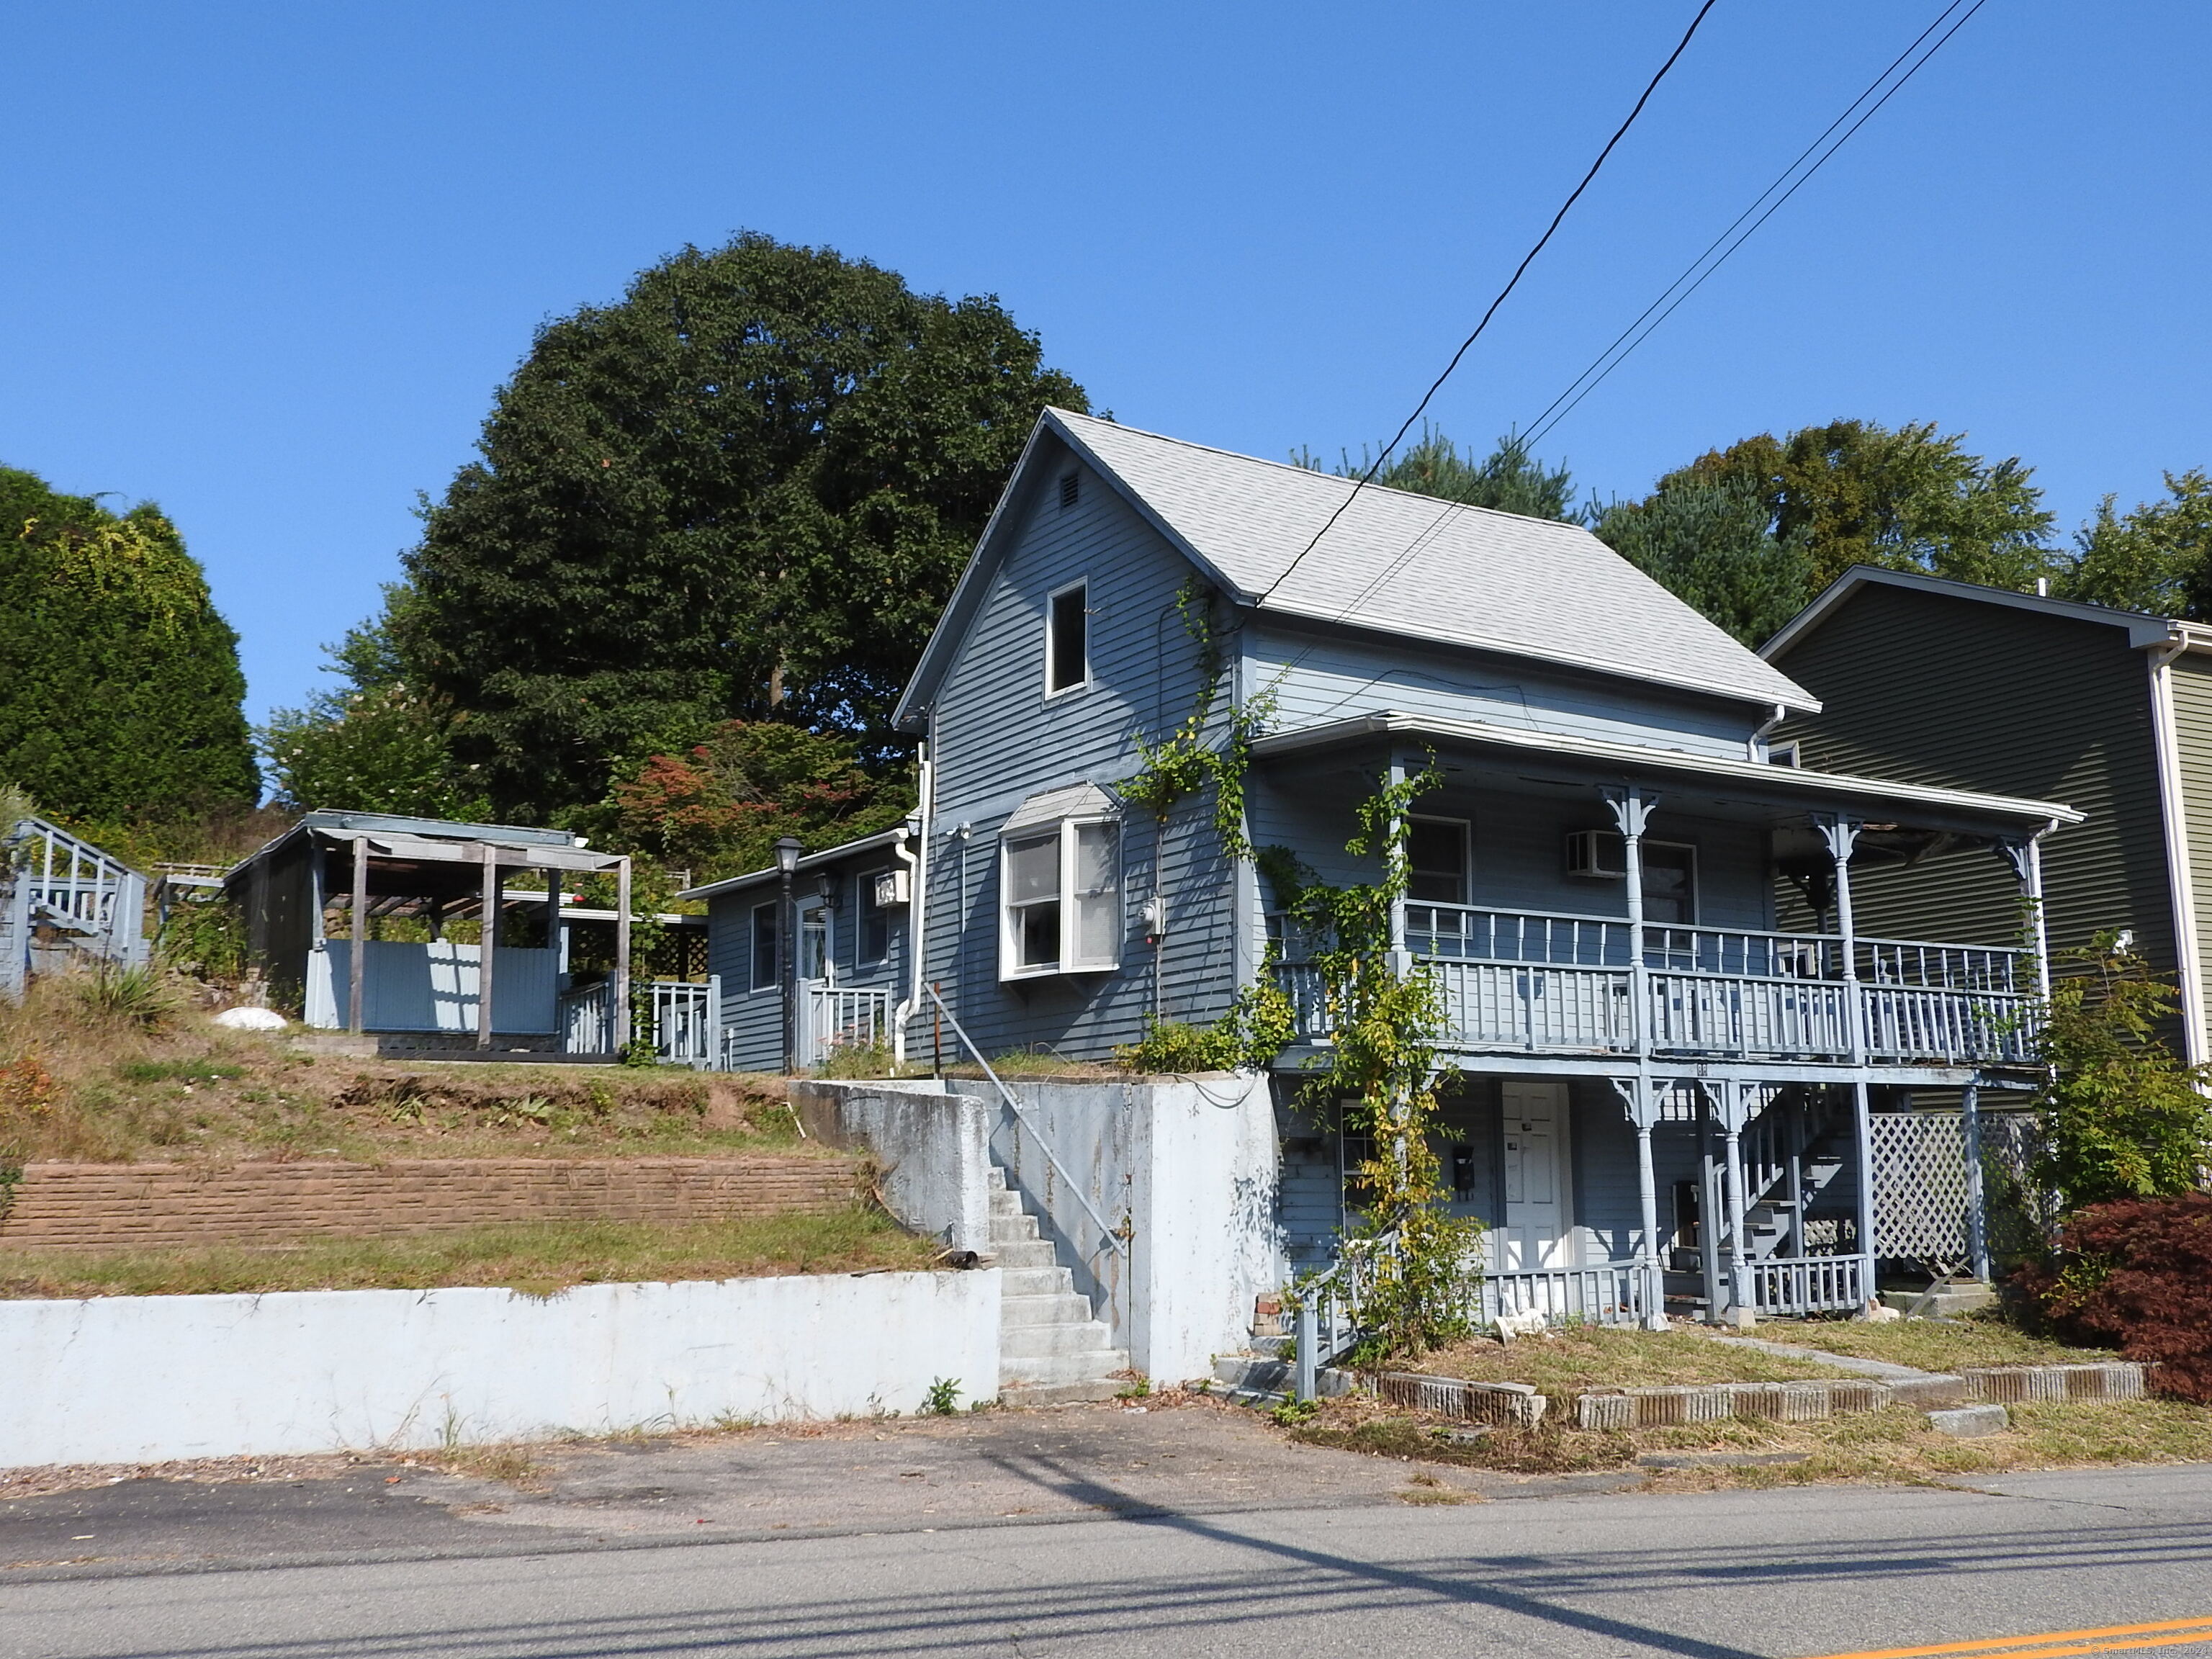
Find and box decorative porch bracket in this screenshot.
[1992,832,2054,1001]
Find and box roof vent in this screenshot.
[1059,472,1079,511]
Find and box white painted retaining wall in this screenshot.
[962,1071,1280,1386]
[0,1269,1001,1469]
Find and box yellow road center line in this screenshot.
[1803,1617,2212,1659]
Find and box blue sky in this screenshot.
[4,3,2206,727]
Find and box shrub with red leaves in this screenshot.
[2015,1192,2212,1401]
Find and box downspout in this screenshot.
[2145,636,2205,1064]
[1748,701,1789,763]
[892,735,932,1068]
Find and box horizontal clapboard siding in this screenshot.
[1771,583,2177,1040]
[923,444,1231,1061]
[707,867,909,1072]
[1249,622,1758,757]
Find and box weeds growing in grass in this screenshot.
[75,966,179,1033]
[117,1060,244,1083]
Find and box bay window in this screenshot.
[1000,815,1121,979]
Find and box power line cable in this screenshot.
[1524,0,1986,449]
[1256,0,1718,607]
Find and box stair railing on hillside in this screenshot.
[919,983,1128,1264]
[1291,1226,1403,1401]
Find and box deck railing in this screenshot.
[801,982,894,1066]
[1480,1262,1646,1328]
[1274,902,2036,1067]
[559,977,721,1063]
[1749,1251,1866,1316]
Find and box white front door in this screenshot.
[1499,1079,1573,1270]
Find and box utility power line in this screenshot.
[1256,0,1718,606]
[1522,0,1987,449]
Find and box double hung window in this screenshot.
[750,902,778,992]
[1001,816,1121,979]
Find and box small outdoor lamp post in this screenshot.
[775,835,804,1073]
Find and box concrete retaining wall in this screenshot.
[0,1156,859,1253]
[791,1080,991,1254]
[0,1269,1001,1469]
[958,1071,1281,1385]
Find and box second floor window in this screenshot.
[1408,818,1470,904]
[1046,581,1089,695]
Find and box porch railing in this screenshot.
[1480,1262,1646,1328]
[1275,902,2036,1067]
[801,983,894,1066]
[559,976,721,1063]
[1749,1251,1866,1316]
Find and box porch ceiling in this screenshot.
[1249,711,2082,840]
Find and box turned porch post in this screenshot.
[1961,1081,1990,1284]
[1624,1078,1667,1330]
[477,843,498,1051]
[1604,789,1658,1060]
[347,835,368,1036]
[1725,1083,1753,1326]
[1696,1092,1722,1322]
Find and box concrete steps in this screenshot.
[988,1166,1128,1406]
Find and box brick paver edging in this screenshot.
[0,1156,861,1252]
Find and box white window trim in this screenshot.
[1407,814,1472,905]
[749,901,779,993]
[1043,578,1092,699]
[1640,840,1699,927]
[999,814,1121,981]
[858,865,896,964]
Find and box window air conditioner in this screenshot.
[1564,830,1627,879]
[871,869,912,908]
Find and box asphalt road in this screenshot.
[7,1460,2212,1659]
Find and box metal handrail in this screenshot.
[920,982,1126,1257]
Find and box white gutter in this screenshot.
[2146,632,2206,1064]
[1251,711,2085,828]
[1748,701,1789,763]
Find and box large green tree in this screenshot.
[1589,475,1812,646]
[0,466,258,824]
[1305,429,1577,521]
[390,231,1087,822]
[260,592,487,820]
[1668,418,2058,594]
[2056,469,2212,618]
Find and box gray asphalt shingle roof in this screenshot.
[1050,410,1817,712]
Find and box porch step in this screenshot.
[986,1162,1128,1407]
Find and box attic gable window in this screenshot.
[1046,580,1089,696]
[999,784,1121,980]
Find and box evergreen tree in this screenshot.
[1305,428,1578,521]
[0,467,258,824]
[1589,476,1812,646]
[390,231,1087,822]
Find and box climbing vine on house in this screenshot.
[1118,580,1292,1072]
[1276,761,1484,1362]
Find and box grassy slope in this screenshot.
[0,1210,939,1298]
[0,974,817,1164]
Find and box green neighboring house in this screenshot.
[1763,566,2210,1063]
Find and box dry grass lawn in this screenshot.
[1290,1394,2212,1486]
[1743,1314,2116,1371]
[1404,1324,1846,1393]
[0,971,812,1164]
[0,1208,940,1298]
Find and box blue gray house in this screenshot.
[694,410,2080,1326]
